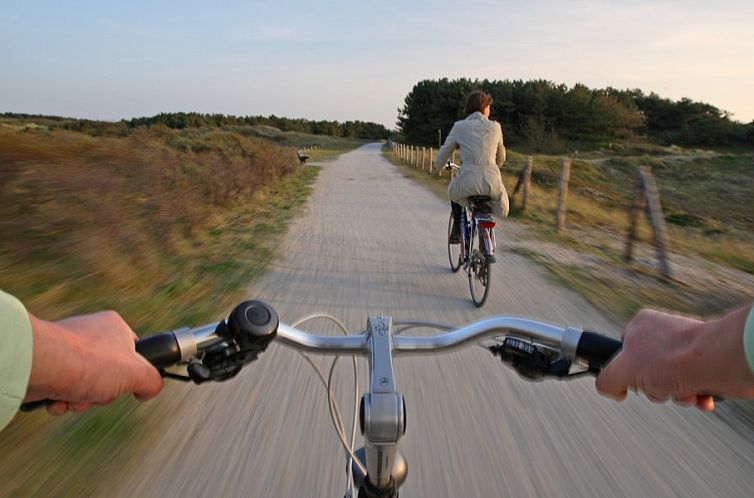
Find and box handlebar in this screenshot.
[18,300,623,498]
[20,300,622,412]
[136,300,621,376]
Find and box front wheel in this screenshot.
[468,226,491,307]
[447,212,462,273]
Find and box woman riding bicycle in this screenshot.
[434,90,508,243]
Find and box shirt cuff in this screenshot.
[744,304,754,376]
[0,290,33,431]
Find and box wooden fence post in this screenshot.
[555,158,572,233]
[624,166,672,278]
[421,147,426,171]
[624,169,646,264]
[521,156,533,212]
[643,166,672,278]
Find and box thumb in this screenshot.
[595,351,629,401]
[132,354,164,402]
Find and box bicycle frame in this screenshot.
[460,206,496,264]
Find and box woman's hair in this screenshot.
[464,90,493,116]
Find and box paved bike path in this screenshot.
[117,143,754,497]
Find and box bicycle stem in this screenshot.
[362,316,405,491]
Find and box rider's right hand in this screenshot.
[595,305,754,411]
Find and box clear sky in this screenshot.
[2,0,753,128]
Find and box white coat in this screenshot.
[433,112,508,217]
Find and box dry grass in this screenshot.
[384,145,754,322]
[503,148,754,274]
[0,126,298,321]
[0,123,340,495]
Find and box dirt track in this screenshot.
[116,143,754,497]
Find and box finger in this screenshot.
[646,393,670,404]
[132,357,164,402]
[95,398,116,406]
[595,378,627,401]
[47,401,69,416]
[696,396,715,412]
[69,402,92,413]
[595,353,630,401]
[672,395,697,407]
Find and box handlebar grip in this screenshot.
[576,331,622,371]
[19,400,50,412]
[135,332,181,369]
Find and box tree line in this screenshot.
[126,112,390,140]
[396,78,754,148]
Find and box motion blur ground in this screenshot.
[115,144,754,497]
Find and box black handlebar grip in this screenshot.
[576,331,623,371]
[19,400,50,412]
[135,332,181,369]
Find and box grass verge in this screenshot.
[383,146,754,323]
[0,165,321,496]
[0,122,336,495]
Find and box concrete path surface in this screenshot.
[116,143,754,497]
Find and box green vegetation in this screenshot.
[0,116,359,495]
[1,111,389,140]
[384,143,754,322]
[396,78,754,149]
[503,147,754,274]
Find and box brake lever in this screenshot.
[488,338,572,381]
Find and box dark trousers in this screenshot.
[450,201,462,235]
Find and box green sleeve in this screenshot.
[744,304,754,376]
[0,290,33,432]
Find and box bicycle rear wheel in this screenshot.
[468,225,491,307]
[447,212,462,273]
